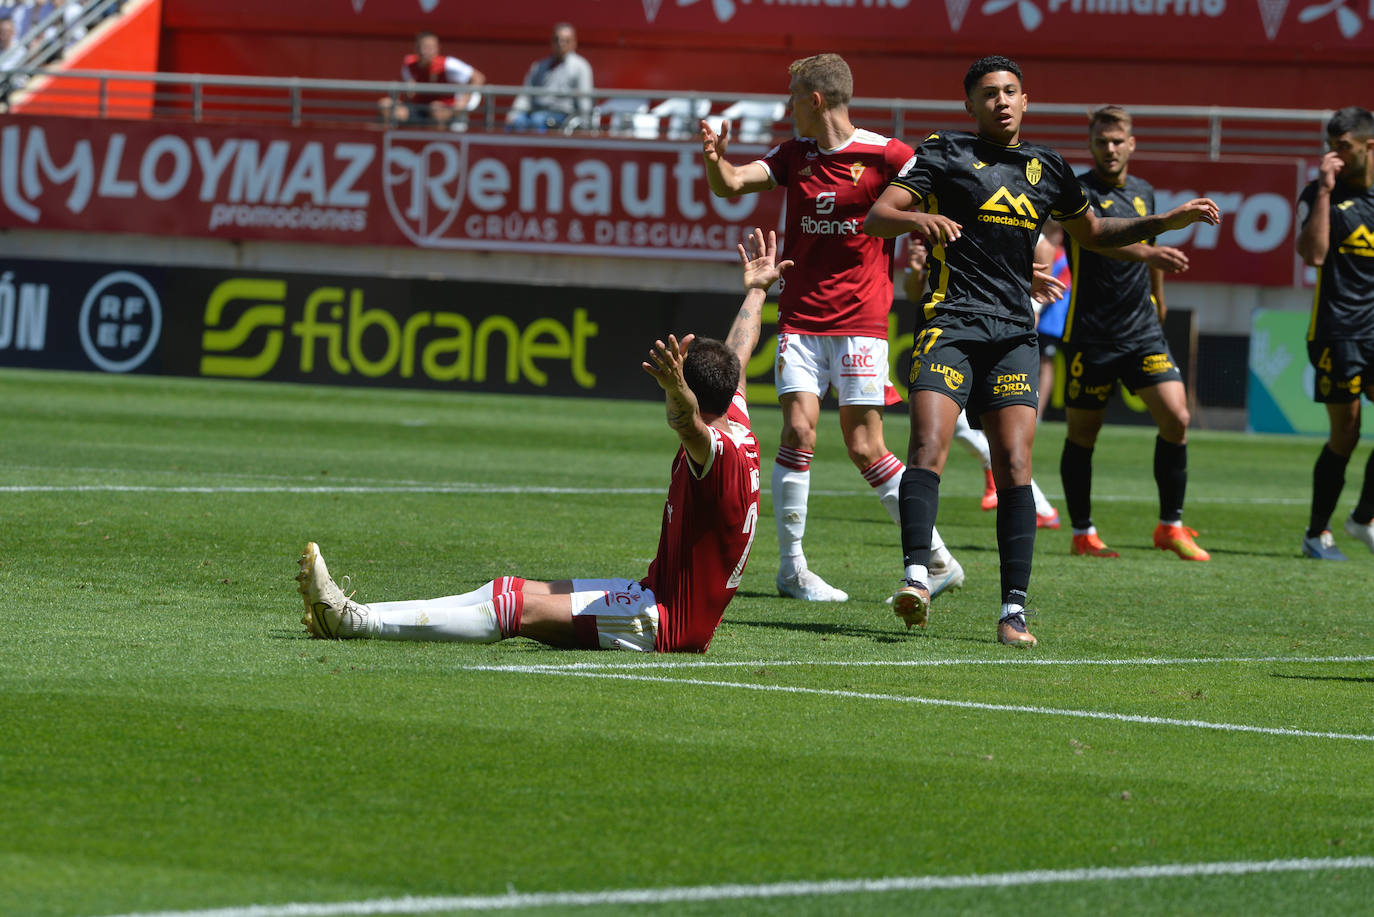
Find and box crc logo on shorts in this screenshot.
[992,372,1032,397]
[382,132,469,246]
[78,271,162,373]
[1141,353,1175,375]
[841,344,876,369]
[918,360,964,391]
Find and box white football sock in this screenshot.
[861,452,905,525]
[773,451,812,576]
[366,597,503,642]
[1030,478,1054,516]
[953,411,992,469]
[930,525,951,564]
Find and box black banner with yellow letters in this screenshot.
[0,256,1189,425]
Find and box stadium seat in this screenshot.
[650,97,712,140]
[721,99,786,144]
[450,90,481,132]
[595,97,653,137]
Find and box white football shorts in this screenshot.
[775,333,893,406]
[569,578,660,652]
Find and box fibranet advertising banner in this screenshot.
[0,256,1183,427]
[0,258,748,397]
[0,116,1304,285]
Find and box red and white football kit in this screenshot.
[400,53,477,107]
[644,392,761,653]
[757,130,915,339]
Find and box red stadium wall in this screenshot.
[17,0,163,118]
[154,0,1374,111]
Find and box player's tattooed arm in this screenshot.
[1065,197,1220,251]
[728,228,793,390]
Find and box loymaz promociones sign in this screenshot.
[0,116,1305,282]
[0,117,779,261]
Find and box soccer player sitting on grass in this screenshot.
[295,230,783,652]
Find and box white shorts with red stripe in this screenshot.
[569,579,660,652]
[775,333,895,406]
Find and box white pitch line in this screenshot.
[464,654,1374,672]
[475,668,1374,743]
[0,481,1312,504]
[91,856,1374,917]
[0,484,662,495]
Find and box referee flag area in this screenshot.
[2,369,1372,916]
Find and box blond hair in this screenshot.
[788,53,852,109]
[1089,105,1133,135]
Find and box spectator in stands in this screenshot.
[506,22,593,133]
[0,15,26,110]
[0,2,30,39]
[377,31,485,131]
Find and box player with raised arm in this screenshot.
[864,56,1220,645]
[1296,106,1374,560]
[700,53,964,605]
[1058,105,1207,562]
[294,229,786,653]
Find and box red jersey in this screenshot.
[401,53,477,106]
[645,392,761,653]
[757,130,915,338]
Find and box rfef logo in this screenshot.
[78,271,161,373]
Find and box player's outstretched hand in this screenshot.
[1030,261,1067,305]
[739,227,794,291]
[1163,197,1221,230]
[642,333,697,393]
[1146,245,1190,273]
[911,212,962,245]
[700,119,731,163]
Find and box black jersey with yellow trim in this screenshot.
[1062,170,1158,345]
[891,130,1089,328]
[1299,178,1374,341]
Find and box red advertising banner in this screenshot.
[1067,155,1308,288]
[163,0,1374,64]
[2,115,1304,284]
[2,116,780,261]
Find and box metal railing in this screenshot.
[6,68,1334,160]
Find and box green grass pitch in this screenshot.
[2,367,1372,917]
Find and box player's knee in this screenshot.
[994,450,1033,486]
[1160,408,1189,441]
[846,441,883,468]
[780,422,817,451]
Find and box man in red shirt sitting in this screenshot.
[296,230,786,653]
[377,32,485,130]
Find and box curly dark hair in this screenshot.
[964,55,1023,97]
